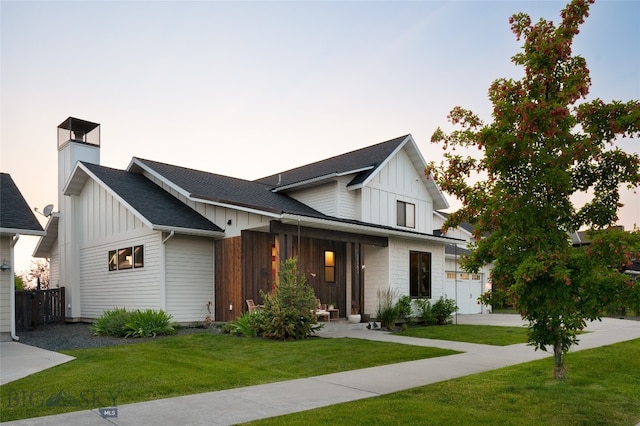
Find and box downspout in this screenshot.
[160,231,175,311]
[454,243,458,325]
[10,234,20,341]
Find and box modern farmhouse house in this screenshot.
[34,117,469,323]
[1,173,45,340]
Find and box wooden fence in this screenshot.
[15,287,66,331]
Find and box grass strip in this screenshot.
[397,324,529,346]
[248,338,640,426]
[0,333,457,422]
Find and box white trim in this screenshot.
[0,227,45,237]
[127,158,192,200]
[280,213,463,244]
[65,163,156,230]
[271,167,375,193]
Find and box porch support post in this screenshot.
[351,242,365,316]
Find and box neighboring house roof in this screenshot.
[0,173,45,236]
[65,162,224,236]
[128,158,329,218]
[445,244,471,256]
[255,135,449,211]
[434,211,475,236]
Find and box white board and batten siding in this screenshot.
[165,234,214,323]
[361,148,434,233]
[77,179,162,319]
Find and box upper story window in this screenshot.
[397,201,415,228]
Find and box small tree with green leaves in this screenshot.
[429,0,640,379]
[257,257,322,340]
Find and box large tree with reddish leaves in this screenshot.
[429,0,640,379]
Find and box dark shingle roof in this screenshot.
[436,211,476,235]
[81,163,223,233]
[254,135,409,188]
[0,173,44,234]
[133,158,327,218]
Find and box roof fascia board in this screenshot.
[67,163,156,230]
[151,225,225,238]
[188,195,282,219]
[0,227,46,237]
[280,213,463,244]
[127,158,192,200]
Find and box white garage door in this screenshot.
[444,272,483,314]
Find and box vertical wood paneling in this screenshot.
[214,236,242,322]
[241,231,273,309]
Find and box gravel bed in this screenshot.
[15,323,222,352]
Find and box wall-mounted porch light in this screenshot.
[0,259,10,271]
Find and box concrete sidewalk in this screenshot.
[3,315,639,425]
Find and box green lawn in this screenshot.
[248,338,640,426]
[0,333,457,422]
[397,324,529,346]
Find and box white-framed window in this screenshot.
[397,201,415,228]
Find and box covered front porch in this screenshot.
[214,221,388,322]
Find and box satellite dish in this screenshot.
[42,204,54,217]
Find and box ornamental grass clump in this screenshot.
[92,308,175,338]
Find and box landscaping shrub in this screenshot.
[376,288,398,329]
[395,295,413,323]
[124,309,176,338]
[92,308,176,338]
[432,297,458,325]
[223,312,257,337]
[92,307,131,337]
[415,298,436,325]
[256,257,322,340]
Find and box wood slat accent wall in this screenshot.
[214,236,242,322]
[241,231,274,309]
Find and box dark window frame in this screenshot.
[324,250,336,283]
[397,201,416,228]
[410,251,431,299]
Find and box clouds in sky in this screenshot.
[1,0,638,273]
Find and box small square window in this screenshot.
[118,247,133,270]
[134,245,144,268]
[108,250,117,271]
[397,201,415,228]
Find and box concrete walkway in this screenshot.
[3,315,639,425]
[0,342,75,385]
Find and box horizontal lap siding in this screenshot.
[0,237,10,334]
[165,235,214,323]
[79,233,161,319]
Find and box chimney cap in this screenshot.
[58,117,100,133]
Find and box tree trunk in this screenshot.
[553,337,567,380]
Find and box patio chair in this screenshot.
[315,298,331,322]
[246,299,259,313]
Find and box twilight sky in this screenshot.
[1,0,638,274]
